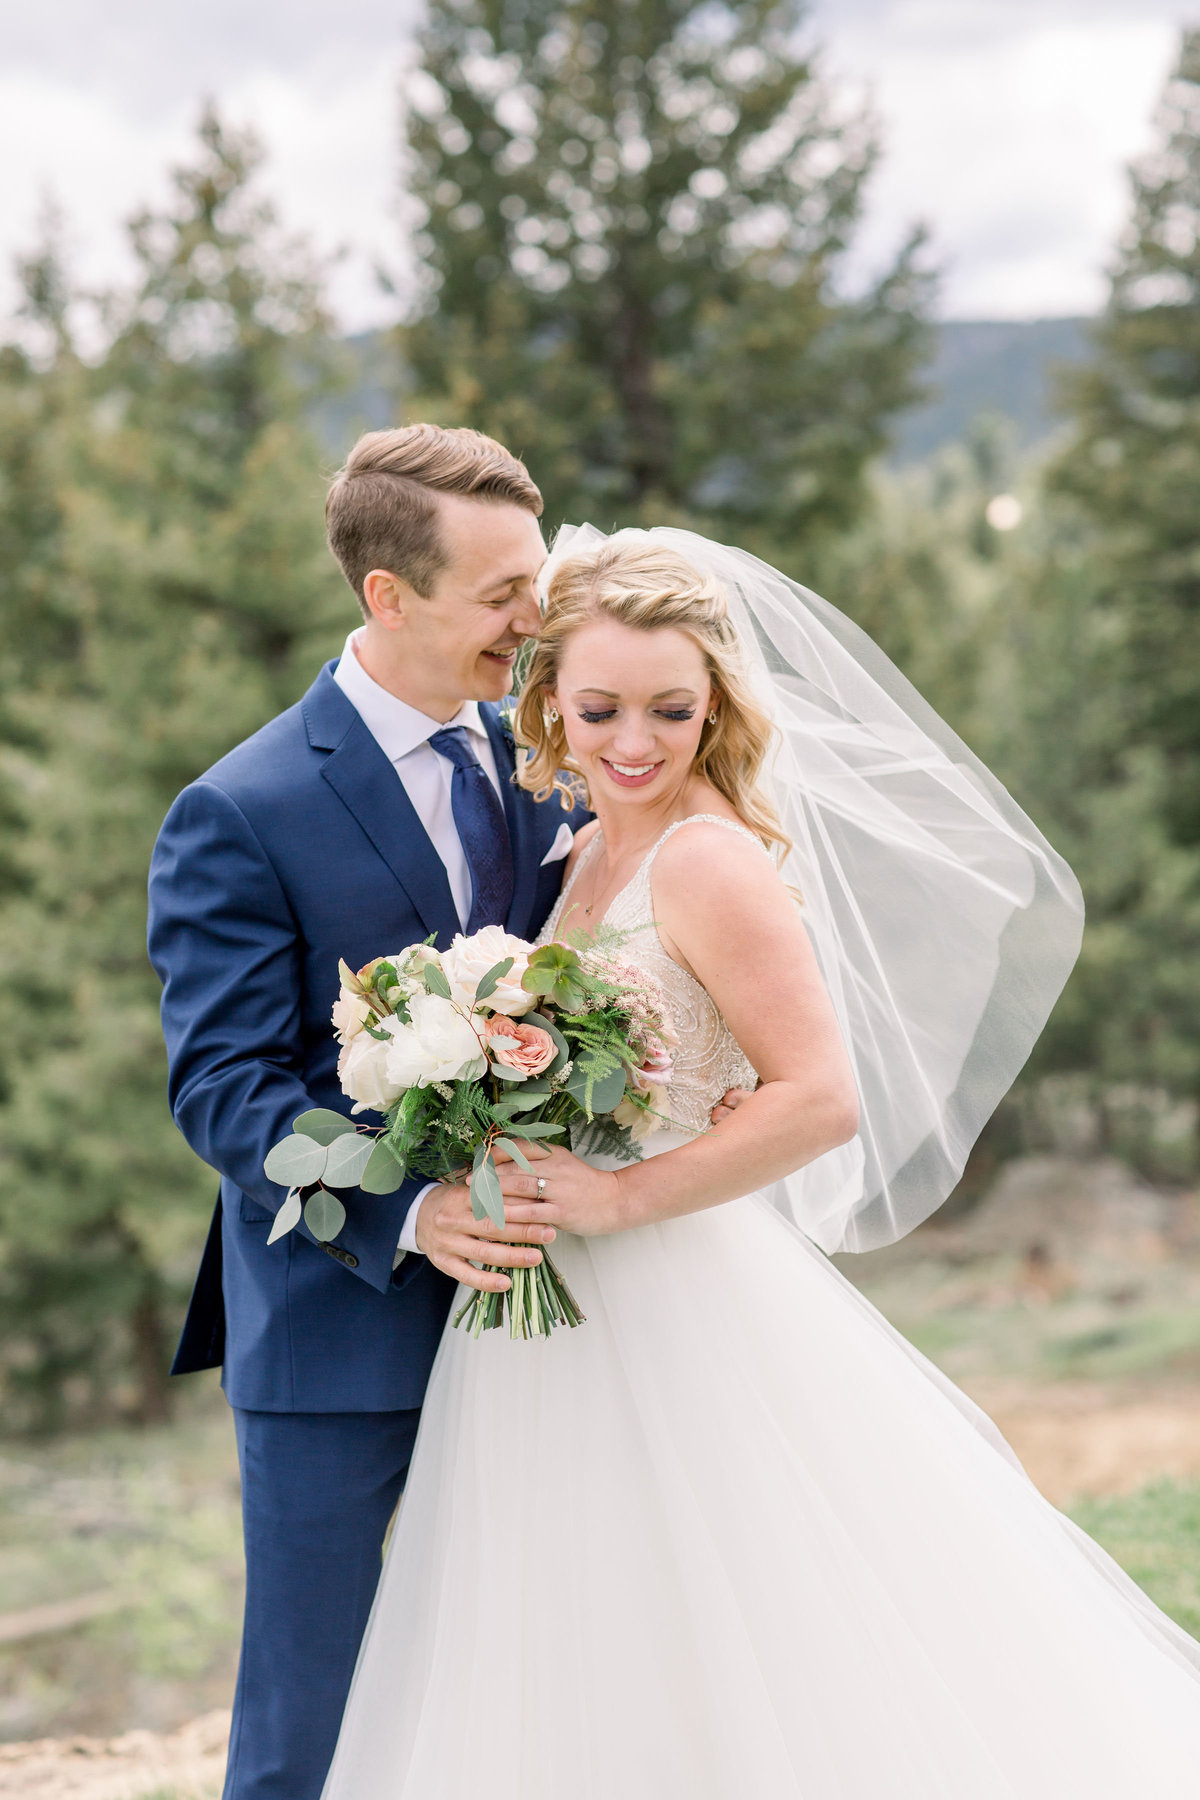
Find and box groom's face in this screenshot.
[418,495,546,710]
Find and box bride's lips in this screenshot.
[600,757,664,789]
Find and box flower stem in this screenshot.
[452,1248,585,1337]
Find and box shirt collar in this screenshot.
[332,630,490,764]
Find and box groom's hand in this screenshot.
[415,1181,556,1293]
[710,1085,755,1125]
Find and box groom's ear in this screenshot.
[362,568,418,631]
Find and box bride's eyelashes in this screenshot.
[576,707,696,724]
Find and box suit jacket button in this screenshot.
[321,1242,358,1268]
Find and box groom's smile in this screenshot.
[357,491,546,721]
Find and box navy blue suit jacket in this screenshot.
[147,662,579,1412]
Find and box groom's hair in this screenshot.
[326,424,543,612]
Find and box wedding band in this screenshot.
[536,1177,547,1199]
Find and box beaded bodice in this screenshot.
[537,815,763,1137]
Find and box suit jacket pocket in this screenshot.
[239,1192,274,1223]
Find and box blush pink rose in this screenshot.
[486,1020,557,1081]
[631,1042,675,1092]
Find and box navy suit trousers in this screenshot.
[222,1407,422,1800]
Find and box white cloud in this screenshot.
[0,59,405,334]
[815,2,1185,316]
[0,0,1196,330]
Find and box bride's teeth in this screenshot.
[612,763,655,777]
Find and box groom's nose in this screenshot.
[509,588,542,637]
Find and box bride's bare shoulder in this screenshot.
[652,815,781,909]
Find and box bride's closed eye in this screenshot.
[577,707,696,724]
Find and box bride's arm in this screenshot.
[498,824,859,1236]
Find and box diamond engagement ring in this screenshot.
[536,1177,547,1199]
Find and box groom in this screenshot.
[147,425,579,1800]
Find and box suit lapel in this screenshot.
[304,666,460,946]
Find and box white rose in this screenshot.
[331,987,372,1044]
[338,1028,406,1115]
[613,1082,670,1144]
[440,926,536,1018]
[383,990,488,1090]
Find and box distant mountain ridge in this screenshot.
[890,316,1094,464]
[321,315,1098,467]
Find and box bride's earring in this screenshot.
[708,709,718,725]
[548,706,559,724]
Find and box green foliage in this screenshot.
[1053,30,1200,850]
[1031,31,1200,1145]
[404,0,933,553]
[0,110,351,1432]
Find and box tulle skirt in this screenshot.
[323,1148,1200,1798]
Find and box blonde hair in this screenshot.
[326,424,542,614]
[514,541,790,859]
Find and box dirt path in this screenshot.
[0,1711,229,1798]
[969,1378,1200,1505]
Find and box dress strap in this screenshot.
[643,813,770,870]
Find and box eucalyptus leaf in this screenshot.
[566,1059,628,1117]
[422,962,453,1000]
[491,1090,549,1115]
[501,1120,565,1140]
[303,1189,347,1243]
[495,1137,536,1174]
[264,1133,328,1187]
[322,1131,376,1188]
[470,1145,505,1228]
[292,1108,356,1146]
[267,1189,303,1244]
[474,956,514,1001]
[361,1138,406,1194]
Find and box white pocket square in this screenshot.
[540,822,576,866]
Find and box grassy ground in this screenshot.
[6,1159,1200,1751]
[0,1376,242,1743]
[834,1242,1200,1387]
[1070,1481,1200,1643]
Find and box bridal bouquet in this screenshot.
[263,925,676,1338]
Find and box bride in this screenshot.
[322,528,1200,1798]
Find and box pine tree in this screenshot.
[403,0,932,555]
[1054,28,1200,849]
[0,112,350,1430]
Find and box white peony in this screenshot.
[440,926,537,1018]
[338,1028,407,1115]
[383,989,488,1091]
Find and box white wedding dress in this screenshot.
[323,818,1200,1799]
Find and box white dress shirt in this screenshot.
[333,628,503,932]
[333,630,504,1262]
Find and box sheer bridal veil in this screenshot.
[542,524,1085,1256]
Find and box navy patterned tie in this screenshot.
[428,727,515,931]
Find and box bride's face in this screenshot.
[551,618,713,809]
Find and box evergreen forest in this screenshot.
[2,3,1199,1434]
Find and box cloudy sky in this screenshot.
[2,0,1195,331]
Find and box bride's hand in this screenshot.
[490,1141,626,1238]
